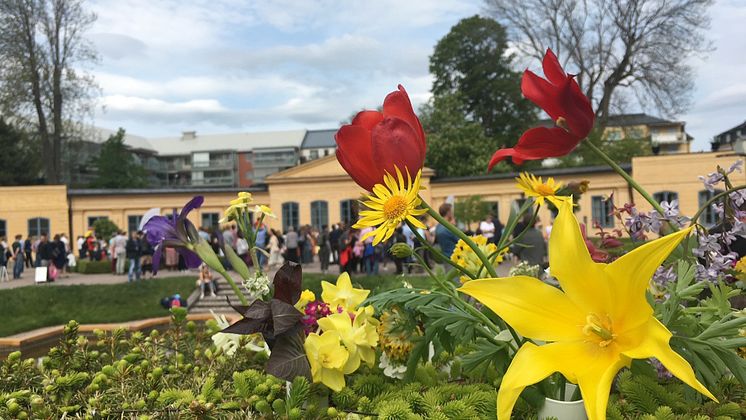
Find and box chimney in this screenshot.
[181,131,197,140]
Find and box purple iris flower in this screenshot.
[143,196,204,273]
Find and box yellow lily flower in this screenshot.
[303,330,349,392]
[321,272,369,311]
[317,306,379,374]
[459,199,716,420]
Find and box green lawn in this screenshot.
[302,272,435,297]
[0,277,197,337]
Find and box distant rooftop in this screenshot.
[538,113,681,128]
[714,120,746,144]
[301,129,337,149]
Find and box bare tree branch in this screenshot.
[485,0,713,127]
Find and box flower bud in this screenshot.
[389,243,413,258]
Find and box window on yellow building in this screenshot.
[282,202,299,232]
[311,201,328,229]
[127,215,142,234]
[28,217,49,237]
[591,196,614,228]
[340,199,357,225]
[201,213,220,230]
[698,190,724,227]
[0,219,5,238]
[87,216,107,228]
[653,191,678,207]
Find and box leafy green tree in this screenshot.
[92,218,119,241]
[429,15,535,139]
[90,128,148,188]
[0,118,42,185]
[454,195,490,230]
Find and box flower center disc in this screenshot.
[535,184,556,196]
[583,313,616,347]
[383,195,408,220]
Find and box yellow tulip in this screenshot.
[303,331,349,392]
[321,272,369,311]
[459,199,716,420]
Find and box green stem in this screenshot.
[406,221,477,281]
[218,269,248,306]
[585,140,672,224]
[690,185,746,226]
[421,199,499,278]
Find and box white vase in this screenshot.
[537,384,588,420]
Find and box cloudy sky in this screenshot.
[88,0,745,151]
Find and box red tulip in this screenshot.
[488,49,594,170]
[335,85,426,191]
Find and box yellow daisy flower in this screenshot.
[451,235,507,284]
[354,167,427,245]
[515,172,563,206]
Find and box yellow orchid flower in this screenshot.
[303,330,349,392]
[321,272,369,311]
[317,307,379,374]
[459,199,716,420]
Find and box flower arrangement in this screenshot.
[134,55,743,418]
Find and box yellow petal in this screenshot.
[621,317,717,402]
[576,354,630,420]
[549,198,612,315]
[458,277,585,342]
[320,367,346,392]
[497,342,587,420]
[604,228,692,329]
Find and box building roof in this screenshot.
[88,127,156,152]
[714,121,746,144]
[144,129,308,156]
[538,113,681,128]
[301,129,337,149]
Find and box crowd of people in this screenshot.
[0,206,553,284]
[0,233,72,282]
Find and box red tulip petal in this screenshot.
[382,85,426,162]
[352,110,384,131]
[560,81,595,138]
[542,49,567,85]
[336,149,377,191]
[521,70,564,121]
[371,117,424,176]
[335,124,381,190]
[488,127,580,171]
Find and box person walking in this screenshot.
[511,217,548,268]
[11,235,24,279]
[479,215,496,244]
[23,236,33,268]
[318,225,331,274]
[0,238,8,283]
[268,229,283,268]
[36,233,52,268]
[126,231,143,282]
[114,231,127,275]
[435,203,460,271]
[285,226,299,263]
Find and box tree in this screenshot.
[454,195,490,230]
[429,15,536,139]
[92,218,118,242]
[420,94,541,177]
[0,118,42,185]
[485,0,713,126]
[0,0,98,184]
[90,128,148,189]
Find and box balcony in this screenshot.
[651,132,684,144]
[252,155,298,168]
[190,176,235,186]
[192,158,235,170]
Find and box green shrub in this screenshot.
[74,259,126,274]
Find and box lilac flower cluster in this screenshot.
[694,160,746,282]
[650,266,676,301]
[624,200,689,240]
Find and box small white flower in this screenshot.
[210,310,270,356]
[379,352,407,379]
[243,273,271,301]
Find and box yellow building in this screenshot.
[0,152,742,241]
[600,113,692,154]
